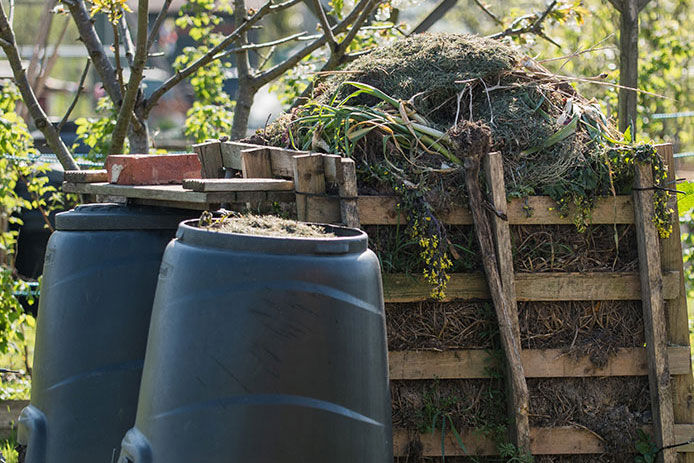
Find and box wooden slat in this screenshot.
[193,141,225,178]
[382,271,680,302]
[63,181,215,203]
[0,399,28,438]
[354,195,635,225]
[322,154,341,184]
[182,178,294,192]
[659,144,694,462]
[388,346,692,380]
[634,162,676,462]
[219,141,257,171]
[393,424,694,456]
[337,158,360,228]
[63,169,108,183]
[267,147,305,178]
[293,154,326,222]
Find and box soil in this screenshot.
[201,213,335,238]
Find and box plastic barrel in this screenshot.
[18,204,193,463]
[118,220,392,463]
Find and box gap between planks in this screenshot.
[383,271,680,302]
[388,346,691,380]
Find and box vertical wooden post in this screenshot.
[292,153,326,222]
[337,158,360,228]
[659,144,694,462]
[241,148,273,178]
[483,152,530,453]
[193,140,225,178]
[633,161,676,463]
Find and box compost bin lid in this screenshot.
[56,203,194,231]
[176,219,368,255]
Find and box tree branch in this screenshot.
[215,32,309,60]
[0,2,78,170]
[472,0,503,26]
[110,0,149,154]
[147,0,173,52]
[254,0,379,87]
[311,0,337,49]
[112,21,125,93]
[62,0,123,104]
[57,59,90,132]
[144,0,303,115]
[34,17,69,101]
[411,0,458,34]
[488,0,559,45]
[120,13,136,67]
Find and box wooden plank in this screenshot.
[293,154,326,222]
[659,144,694,463]
[322,154,341,184]
[193,141,225,178]
[388,346,691,380]
[241,148,272,178]
[382,271,680,303]
[483,151,529,451]
[393,424,694,456]
[0,399,28,439]
[62,182,234,205]
[267,147,306,178]
[182,178,294,192]
[63,169,108,183]
[219,141,257,171]
[337,157,360,228]
[355,195,635,225]
[633,161,676,462]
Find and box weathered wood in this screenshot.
[0,399,28,439]
[464,151,530,453]
[633,161,676,463]
[193,141,225,178]
[219,140,257,171]
[658,144,694,463]
[337,157,360,228]
[483,151,529,451]
[64,181,218,204]
[382,271,680,302]
[305,195,636,226]
[388,346,691,380]
[267,147,306,178]
[293,154,326,222]
[241,148,273,178]
[63,169,108,183]
[182,178,294,192]
[322,154,341,184]
[219,141,306,177]
[393,424,694,456]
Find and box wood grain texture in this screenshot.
[658,145,694,460]
[337,157,360,228]
[293,154,326,222]
[182,178,294,192]
[240,148,272,178]
[193,141,224,178]
[633,162,676,462]
[382,271,680,302]
[483,151,529,451]
[63,169,108,183]
[388,346,691,380]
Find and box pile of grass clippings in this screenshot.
[199,212,335,238]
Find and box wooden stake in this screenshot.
[337,157,360,228]
[193,140,225,178]
[658,144,694,463]
[292,153,326,222]
[483,152,530,451]
[465,152,530,453]
[241,148,273,178]
[633,161,676,463]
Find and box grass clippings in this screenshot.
[201,213,335,238]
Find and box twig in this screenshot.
[120,13,136,66]
[144,0,304,115]
[112,21,125,93]
[488,0,559,46]
[58,59,90,132]
[215,32,308,60]
[34,17,70,101]
[147,0,173,52]
[472,0,503,26]
[311,0,337,49]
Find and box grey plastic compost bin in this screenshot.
[18,203,193,463]
[117,219,392,463]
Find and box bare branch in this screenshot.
[144,0,303,114]
[215,32,309,60]
[34,17,69,100]
[112,22,125,93]
[63,0,123,104]
[254,0,379,87]
[147,0,173,52]
[110,0,149,154]
[411,0,458,34]
[311,0,337,49]
[472,0,503,26]
[488,0,560,46]
[58,59,90,132]
[8,0,14,26]
[0,2,78,170]
[120,14,136,66]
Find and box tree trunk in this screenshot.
[230,0,255,141]
[128,104,150,153]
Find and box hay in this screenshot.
[201,213,334,237]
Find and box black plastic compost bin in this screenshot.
[18,203,193,463]
[118,220,392,463]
